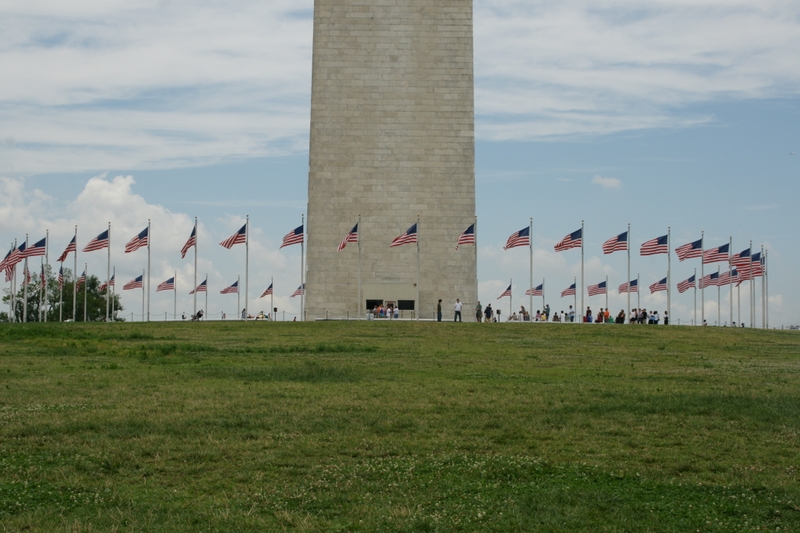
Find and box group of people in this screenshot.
[628,308,669,325]
[373,303,399,319]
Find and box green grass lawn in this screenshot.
[1,321,798,532]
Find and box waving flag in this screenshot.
[123,275,143,290]
[677,275,696,293]
[260,283,274,298]
[220,224,246,249]
[503,227,530,250]
[20,237,47,259]
[290,284,305,298]
[83,230,109,252]
[554,228,582,252]
[649,277,668,293]
[220,280,239,294]
[99,274,115,292]
[526,283,543,297]
[390,224,418,247]
[337,223,359,252]
[749,252,764,278]
[0,246,17,274]
[640,235,668,256]
[718,269,739,285]
[561,283,576,298]
[23,265,32,284]
[181,226,196,258]
[731,247,751,271]
[675,238,702,261]
[456,224,475,249]
[618,279,638,293]
[497,284,511,299]
[125,227,149,253]
[58,236,76,262]
[157,277,175,292]
[602,232,627,254]
[703,243,730,264]
[40,264,46,285]
[189,279,207,294]
[280,225,304,248]
[58,266,64,290]
[587,281,607,296]
[76,269,86,292]
[699,272,719,289]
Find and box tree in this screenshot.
[1,265,124,322]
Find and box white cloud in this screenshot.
[1,1,800,172]
[592,175,622,188]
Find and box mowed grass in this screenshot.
[0,321,798,532]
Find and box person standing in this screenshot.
[484,303,493,322]
[437,299,442,322]
[453,298,463,322]
[475,301,483,322]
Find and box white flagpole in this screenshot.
[474,216,479,321]
[73,226,77,322]
[529,218,533,321]
[693,268,697,326]
[146,219,151,322]
[749,240,753,327]
[193,217,198,317]
[23,234,28,322]
[10,240,16,322]
[580,220,584,323]
[761,245,765,329]
[716,265,721,326]
[667,227,671,326]
[765,251,769,328]
[542,277,545,313]
[700,231,705,327]
[358,214,362,320]
[174,270,177,319]
[237,274,241,319]
[572,276,576,320]
[270,276,274,322]
[141,268,145,322]
[300,214,305,321]
[204,273,208,320]
[728,236,733,327]
[44,230,49,322]
[38,259,43,322]
[509,278,513,318]
[112,266,116,321]
[107,222,111,322]
[245,215,249,319]
[416,214,420,321]
[637,273,640,312]
[627,223,631,324]
[737,279,740,327]
[83,263,87,322]
[605,275,608,312]
[59,262,63,323]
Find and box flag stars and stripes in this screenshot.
[280,225,304,248]
[220,280,239,294]
[83,230,110,253]
[602,232,627,254]
[675,238,703,261]
[124,227,149,253]
[554,228,582,252]
[618,280,638,294]
[181,226,196,258]
[123,275,143,290]
[337,223,359,252]
[649,277,668,293]
[587,281,607,296]
[390,224,417,247]
[561,283,576,298]
[220,225,246,249]
[498,284,511,299]
[640,235,668,256]
[157,277,175,292]
[503,227,529,250]
[456,223,475,249]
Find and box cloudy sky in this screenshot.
[1,0,798,325]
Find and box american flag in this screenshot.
[456,223,475,249]
[390,224,417,247]
[40,263,46,285]
[83,230,109,252]
[260,283,273,298]
[718,269,739,285]
[123,275,143,290]
[0,246,17,274]
[749,252,764,277]
[58,236,76,262]
[23,265,32,284]
[699,272,719,289]
[677,275,696,293]
[220,280,238,294]
[526,283,543,296]
[649,277,667,293]
[561,283,576,298]
[640,235,668,256]
[19,237,47,259]
[554,228,582,252]
[76,269,86,292]
[125,227,149,253]
[731,247,751,271]
[290,283,305,298]
[189,279,207,294]
[587,281,607,296]
[497,284,512,299]
[503,226,529,250]
[602,232,627,254]
[99,274,115,292]
[220,224,247,249]
[337,223,359,252]
[157,277,175,292]
[181,226,196,259]
[675,238,702,261]
[618,279,638,293]
[280,225,304,248]
[702,243,730,264]
[58,265,64,290]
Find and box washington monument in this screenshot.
[305,0,477,319]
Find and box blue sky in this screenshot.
[1,1,797,325]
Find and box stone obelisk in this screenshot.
[306,0,477,320]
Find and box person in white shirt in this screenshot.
[453,299,463,322]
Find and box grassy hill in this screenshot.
[1,322,798,532]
